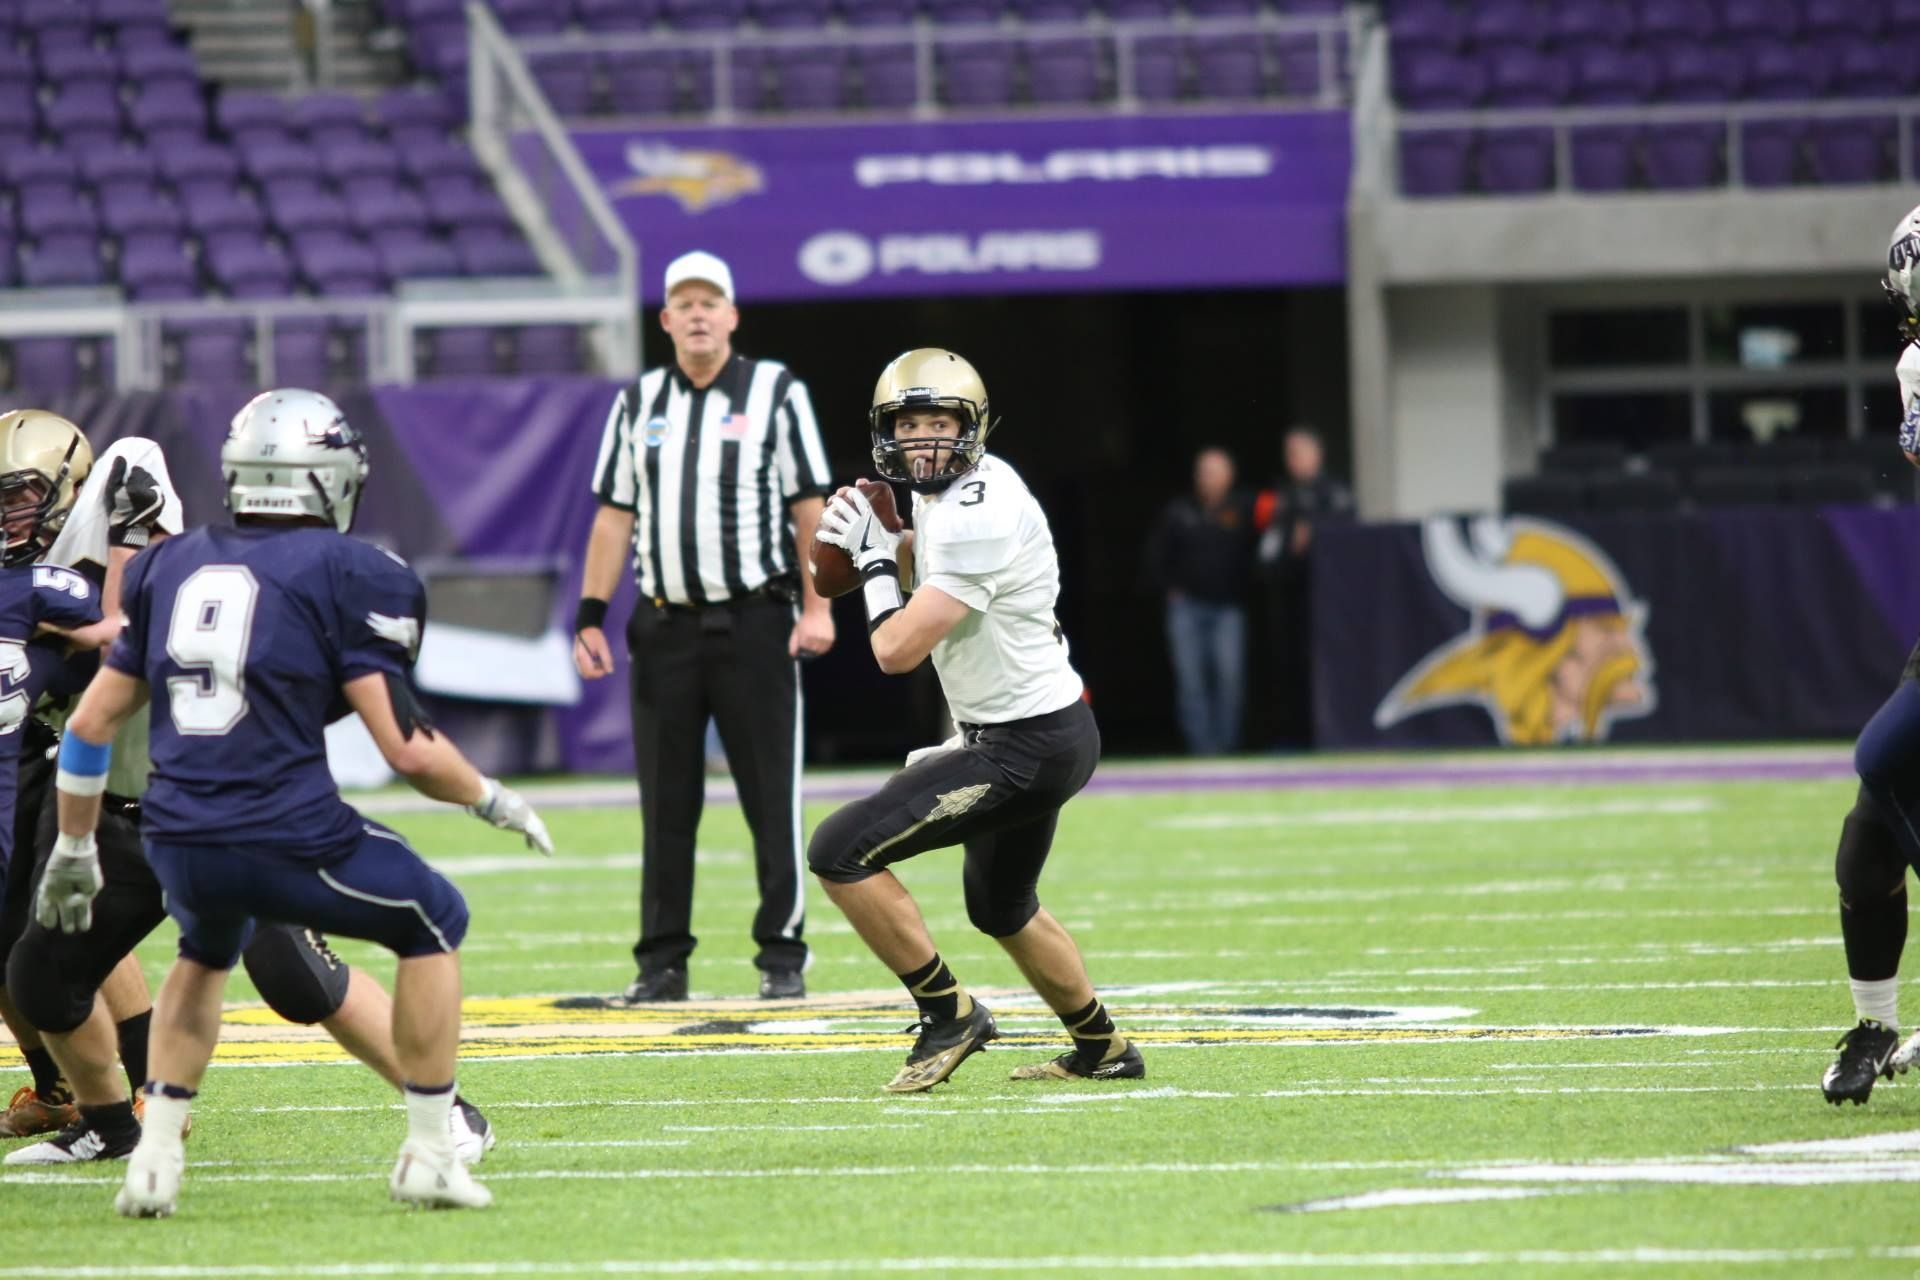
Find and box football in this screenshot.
[810,479,901,599]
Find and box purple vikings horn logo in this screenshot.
[1374,517,1657,746]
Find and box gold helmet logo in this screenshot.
[869,348,997,493]
[1375,517,1657,746]
[0,409,91,567]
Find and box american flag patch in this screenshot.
[719,414,750,441]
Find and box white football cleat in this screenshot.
[389,1140,492,1210]
[114,1141,184,1218]
[1893,1030,1920,1073]
[450,1097,496,1167]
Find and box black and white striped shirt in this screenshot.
[593,353,831,605]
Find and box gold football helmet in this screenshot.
[869,348,996,493]
[0,410,91,566]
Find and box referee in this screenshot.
[574,250,835,1003]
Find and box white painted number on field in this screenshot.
[166,565,259,736]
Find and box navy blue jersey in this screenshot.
[0,563,102,871]
[107,525,424,862]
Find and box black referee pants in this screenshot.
[627,593,807,977]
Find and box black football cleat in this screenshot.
[1823,1019,1900,1105]
[759,968,805,1000]
[884,999,997,1093]
[1009,1040,1147,1082]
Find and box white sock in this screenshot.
[141,1094,191,1151]
[404,1083,456,1154]
[1851,977,1900,1028]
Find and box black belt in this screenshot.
[957,699,1087,736]
[646,574,797,616]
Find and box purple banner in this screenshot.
[560,110,1350,301]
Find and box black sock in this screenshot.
[898,954,971,1022]
[1061,997,1126,1064]
[21,1048,67,1102]
[1842,885,1908,982]
[79,1099,139,1140]
[117,1011,152,1092]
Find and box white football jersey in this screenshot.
[910,454,1083,725]
[46,437,184,797]
[1901,345,1920,414]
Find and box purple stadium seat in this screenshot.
[97,0,172,30]
[377,234,460,280]
[1485,48,1570,106]
[843,0,917,23]
[1571,124,1637,190]
[270,319,333,389]
[241,139,317,185]
[376,85,458,135]
[576,0,660,29]
[532,51,598,116]
[44,85,124,142]
[321,139,403,186]
[453,228,541,275]
[1189,35,1262,100]
[1745,40,1833,99]
[269,184,353,237]
[663,0,745,28]
[1568,46,1654,103]
[20,0,93,36]
[79,147,159,200]
[119,238,197,299]
[1107,0,1175,16]
[157,142,242,198]
[128,82,209,142]
[409,19,469,78]
[492,0,567,32]
[1805,0,1886,38]
[1188,0,1256,14]
[38,43,120,87]
[939,42,1018,106]
[926,0,1003,22]
[1740,118,1804,185]
[1656,45,1744,101]
[771,48,848,110]
[0,242,15,289]
[0,44,29,84]
[1398,128,1473,195]
[429,327,497,377]
[753,0,832,26]
[1478,126,1556,193]
[217,91,290,141]
[4,149,80,196]
[1547,0,1632,47]
[1270,33,1327,99]
[99,186,183,237]
[181,186,266,236]
[295,232,386,294]
[0,82,31,136]
[392,0,464,21]
[1396,47,1486,108]
[1130,35,1181,101]
[605,50,680,114]
[1464,0,1547,50]
[1388,1,1464,49]
[1808,116,1894,184]
[20,241,103,288]
[1012,0,1092,18]
[1026,38,1103,105]
[171,320,251,387]
[120,42,198,89]
[1721,0,1800,42]
[20,190,101,241]
[857,47,921,107]
[10,339,82,395]
[347,185,430,234]
[1635,0,1716,45]
[292,92,368,142]
[514,326,581,373]
[208,241,295,298]
[396,133,484,181]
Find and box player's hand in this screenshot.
[573,626,614,680]
[102,457,164,547]
[789,601,835,659]
[35,835,103,933]
[838,488,902,573]
[816,491,860,552]
[469,777,554,856]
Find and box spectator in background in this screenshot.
[1257,427,1355,748]
[1147,448,1257,755]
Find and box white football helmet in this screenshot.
[222,389,369,533]
[1886,204,1920,342]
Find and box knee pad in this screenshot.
[242,925,351,1026]
[962,864,1039,938]
[5,931,93,1034]
[1838,788,1909,905]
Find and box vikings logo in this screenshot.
[1374,517,1657,746]
[611,142,764,214]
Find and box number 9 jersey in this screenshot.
[105,524,426,863]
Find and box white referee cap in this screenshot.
[664,250,735,303]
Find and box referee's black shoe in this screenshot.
[884,999,997,1093]
[759,968,805,1000]
[1823,1019,1900,1105]
[621,969,689,1004]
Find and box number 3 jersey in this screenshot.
[909,454,1084,726]
[107,525,427,862]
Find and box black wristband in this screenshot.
[574,598,609,634]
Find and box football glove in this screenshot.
[102,456,166,548]
[469,777,554,856]
[35,833,103,933]
[818,487,900,574]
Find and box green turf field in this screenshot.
[6,751,1920,1277]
